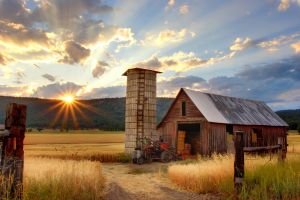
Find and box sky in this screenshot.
[0,0,299,110]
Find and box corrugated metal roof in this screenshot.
[183,89,228,124]
[183,88,288,126]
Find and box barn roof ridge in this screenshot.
[157,88,288,127]
[183,88,288,126]
[183,88,265,104]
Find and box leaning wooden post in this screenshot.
[234,131,244,196]
[2,103,27,199]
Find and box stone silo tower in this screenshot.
[123,68,161,153]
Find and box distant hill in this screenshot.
[276,109,300,130]
[0,96,173,131]
[0,96,298,130]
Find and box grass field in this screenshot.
[168,132,300,200]
[24,130,126,162]
[22,130,300,199]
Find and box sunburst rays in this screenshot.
[40,91,102,130]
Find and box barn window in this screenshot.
[252,128,263,146]
[181,101,186,116]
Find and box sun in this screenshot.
[61,95,75,104]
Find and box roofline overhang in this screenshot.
[122,67,162,76]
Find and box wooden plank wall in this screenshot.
[164,91,204,119]
[233,125,287,147]
[158,91,227,155]
[206,123,227,155]
[158,91,205,147]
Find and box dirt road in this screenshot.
[102,163,219,200]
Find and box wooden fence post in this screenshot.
[234,131,244,196]
[277,137,285,162]
[1,103,26,199]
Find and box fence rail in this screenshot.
[234,130,287,198]
[243,145,281,152]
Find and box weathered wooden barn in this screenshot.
[157,88,288,155]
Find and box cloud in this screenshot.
[168,0,175,6]
[112,28,136,52]
[277,0,300,11]
[158,76,207,96]
[278,0,290,11]
[0,53,10,65]
[0,20,49,46]
[32,82,83,99]
[0,0,32,26]
[229,33,300,53]
[237,55,300,81]
[0,54,5,65]
[131,51,235,72]
[291,41,300,53]
[1,55,299,110]
[60,41,91,64]
[0,0,135,63]
[258,34,300,51]
[230,37,253,51]
[81,85,125,98]
[0,85,28,96]
[42,74,56,82]
[277,88,300,102]
[179,4,189,14]
[142,29,195,46]
[15,70,25,79]
[155,55,300,109]
[165,0,175,10]
[31,0,114,31]
[92,61,110,78]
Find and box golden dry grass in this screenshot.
[24,133,124,145]
[168,134,300,199]
[23,157,105,200]
[24,133,125,162]
[287,133,300,155]
[168,154,275,193]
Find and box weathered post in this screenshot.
[0,103,26,199]
[277,136,285,162]
[234,131,244,196]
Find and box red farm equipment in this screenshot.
[132,137,177,164]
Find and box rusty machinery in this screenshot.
[132,136,177,164]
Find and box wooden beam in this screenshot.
[243,145,281,152]
[234,131,244,196]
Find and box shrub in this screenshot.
[118,153,131,163]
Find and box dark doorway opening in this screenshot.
[226,124,233,135]
[177,123,201,155]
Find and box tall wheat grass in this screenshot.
[23,157,105,200]
[168,154,300,199]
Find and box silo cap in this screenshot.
[122,67,162,76]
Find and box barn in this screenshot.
[157,88,288,156]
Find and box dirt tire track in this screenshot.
[102,163,219,200]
